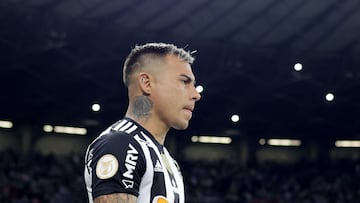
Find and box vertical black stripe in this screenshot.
[148,147,167,200]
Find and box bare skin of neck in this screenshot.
[125,95,168,145]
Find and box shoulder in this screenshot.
[86,127,147,174]
[96,129,135,144]
[91,129,142,154]
[85,119,149,167]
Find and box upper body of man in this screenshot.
[84,43,201,203]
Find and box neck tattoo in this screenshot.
[132,96,152,119]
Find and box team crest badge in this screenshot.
[96,154,119,179]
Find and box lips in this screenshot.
[183,105,194,112]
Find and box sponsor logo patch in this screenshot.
[96,154,119,179]
[120,143,139,189]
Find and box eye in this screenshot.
[179,75,195,86]
[181,79,191,85]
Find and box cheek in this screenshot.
[162,83,182,96]
[163,87,179,105]
[160,87,183,110]
[154,85,176,105]
[154,82,186,107]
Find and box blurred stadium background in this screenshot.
[1,0,360,202]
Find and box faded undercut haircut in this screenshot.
[123,42,195,87]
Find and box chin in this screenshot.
[173,121,189,130]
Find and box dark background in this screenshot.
[1,1,360,202]
[1,0,360,141]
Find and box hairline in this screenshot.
[123,43,195,87]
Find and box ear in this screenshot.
[138,72,151,95]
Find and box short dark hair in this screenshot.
[123,42,195,86]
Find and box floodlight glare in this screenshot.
[196,85,203,93]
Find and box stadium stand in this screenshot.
[1,149,359,203]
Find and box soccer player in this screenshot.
[84,42,201,203]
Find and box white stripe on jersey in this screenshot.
[115,120,137,134]
[133,134,154,203]
[119,121,133,131]
[113,119,128,131]
[125,125,138,134]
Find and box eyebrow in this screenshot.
[180,74,196,85]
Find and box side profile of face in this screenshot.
[150,54,201,130]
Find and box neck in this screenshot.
[125,110,169,145]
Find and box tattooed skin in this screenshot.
[132,96,152,119]
[94,193,137,203]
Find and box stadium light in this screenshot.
[43,125,53,132]
[259,138,266,145]
[325,93,335,102]
[335,140,360,148]
[0,120,13,129]
[267,139,301,146]
[231,114,240,122]
[43,125,87,135]
[191,136,232,144]
[294,63,303,71]
[196,85,203,93]
[92,103,101,112]
[54,126,87,135]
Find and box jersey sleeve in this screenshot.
[87,130,146,199]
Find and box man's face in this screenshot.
[150,54,201,130]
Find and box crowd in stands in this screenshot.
[182,159,360,203]
[0,150,86,203]
[0,149,359,203]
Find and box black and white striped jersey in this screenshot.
[84,117,185,203]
